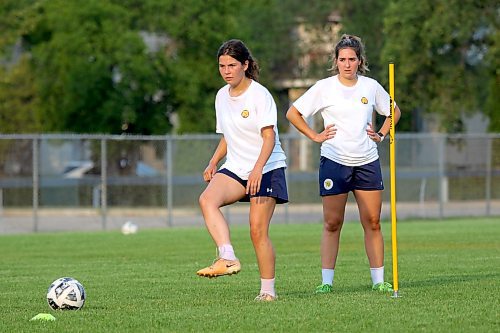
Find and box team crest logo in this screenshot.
[361,97,368,104]
[323,178,334,190]
[241,110,250,118]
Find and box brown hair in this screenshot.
[217,39,260,81]
[329,34,369,74]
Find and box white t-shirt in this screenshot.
[293,75,393,166]
[215,80,287,179]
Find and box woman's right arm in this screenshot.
[203,137,227,182]
[286,105,336,143]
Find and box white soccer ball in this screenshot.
[46,277,86,310]
[121,221,138,235]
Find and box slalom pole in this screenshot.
[389,63,400,298]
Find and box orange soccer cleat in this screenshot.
[196,258,241,278]
[254,293,277,302]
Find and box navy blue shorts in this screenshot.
[218,167,288,204]
[319,157,384,196]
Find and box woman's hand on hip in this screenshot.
[314,123,336,143]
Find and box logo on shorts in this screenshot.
[266,188,273,193]
[323,179,334,190]
[241,110,250,118]
[361,97,368,104]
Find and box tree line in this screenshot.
[0,0,498,134]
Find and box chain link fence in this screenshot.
[0,133,498,234]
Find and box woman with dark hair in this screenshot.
[286,34,401,294]
[196,39,288,302]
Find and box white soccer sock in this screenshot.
[322,268,335,285]
[218,244,237,261]
[260,278,275,297]
[370,266,384,285]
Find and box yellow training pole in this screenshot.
[389,63,400,298]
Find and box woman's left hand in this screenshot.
[366,124,383,143]
[246,168,263,195]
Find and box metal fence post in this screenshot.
[32,137,39,232]
[101,138,107,230]
[438,135,446,219]
[485,137,492,216]
[166,135,173,227]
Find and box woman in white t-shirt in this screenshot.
[196,39,288,302]
[286,34,401,294]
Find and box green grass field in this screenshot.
[1,218,499,332]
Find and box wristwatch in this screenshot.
[376,132,385,142]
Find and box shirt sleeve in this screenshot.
[215,91,223,134]
[292,82,324,118]
[256,90,277,130]
[374,81,394,117]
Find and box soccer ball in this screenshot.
[121,221,138,235]
[46,277,86,310]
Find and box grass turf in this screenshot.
[0,217,499,332]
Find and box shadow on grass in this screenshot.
[399,272,499,289]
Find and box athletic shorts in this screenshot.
[217,167,288,204]
[319,156,384,196]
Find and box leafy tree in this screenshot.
[38,0,173,134]
[0,55,41,133]
[2,0,496,135]
[238,0,315,83]
[113,0,251,133]
[484,13,499,132]
[129,0,351,133]
[1,0,173,134]
[331,0,387,83]
[0,1,44,134]
[152,0,247,133]
[382,0,498,132]
[0,0,37,59]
